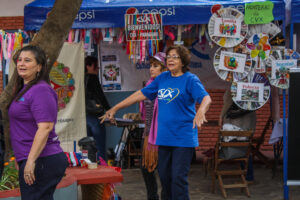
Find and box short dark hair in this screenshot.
[10,45,49,105]
[85,56,98,72]
[166,45,191,73]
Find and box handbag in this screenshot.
[85,99,105,116]
[85,76,105,116]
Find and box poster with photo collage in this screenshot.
[101,50,122,90]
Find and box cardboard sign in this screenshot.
[219,51,246,73]
[236,82,264,102]
[271,59,297,79]
[245,1,274,24]
[213,17,242,39]
[125,13,163,41]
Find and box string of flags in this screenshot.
[0,24,210,81]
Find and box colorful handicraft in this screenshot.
[50,62,75,110]
[246,33,271,73]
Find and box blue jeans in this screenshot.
[86,114,106,160]
[158,146,194,200]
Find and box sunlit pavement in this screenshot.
[115,163,300,200]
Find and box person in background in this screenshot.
[140,52,167,200]
[101,45,211,200]
[8,45,68,200]
[85,56,110,160]
[219,86,256,182]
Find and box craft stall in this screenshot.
[22,0,288,156]
[0,0,296,199]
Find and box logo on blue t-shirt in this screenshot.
[158,88,180,103]
[18,97,25,102]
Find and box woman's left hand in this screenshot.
[193,109,207,129]
[24,160,36,185]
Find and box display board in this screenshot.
[287,68,300,185]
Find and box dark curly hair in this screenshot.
[166,45,191,73]
[9,45,49,106]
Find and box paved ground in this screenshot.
[115,163,300,200]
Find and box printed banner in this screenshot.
[236,82,264,102]
[125,13,163,41]
[50,42,86,152]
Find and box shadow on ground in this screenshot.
[115,163,300,200]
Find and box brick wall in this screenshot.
[196,89,288,159]
[0,16,24,30]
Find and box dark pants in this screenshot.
[240,154,254,181]
[141,166,159,200]
[18,152,68,200]
[86,114,106,160]
[157,146,194,200]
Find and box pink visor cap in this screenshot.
[151,52,166,66]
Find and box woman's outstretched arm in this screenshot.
[100,90,147,123]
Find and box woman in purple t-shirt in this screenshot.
[8,45,68,200]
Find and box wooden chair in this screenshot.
[211,130,254,198]
[251,116,272,168]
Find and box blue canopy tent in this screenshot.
[24,0,285,30]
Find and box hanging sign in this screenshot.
[125,12,163,41]
[244,1,274,24]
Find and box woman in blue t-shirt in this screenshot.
[101,45,211,200]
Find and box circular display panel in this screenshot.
[208,7,248,48]
[248,23,281,40]
[214,41,252,82]
[231,72,270,110]
[265,47,300,89]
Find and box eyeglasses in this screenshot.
[166,55,180,60]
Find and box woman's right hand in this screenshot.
[99,108,117,124]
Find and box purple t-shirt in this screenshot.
[8,81,63,161]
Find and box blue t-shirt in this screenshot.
[141,71,209,147]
